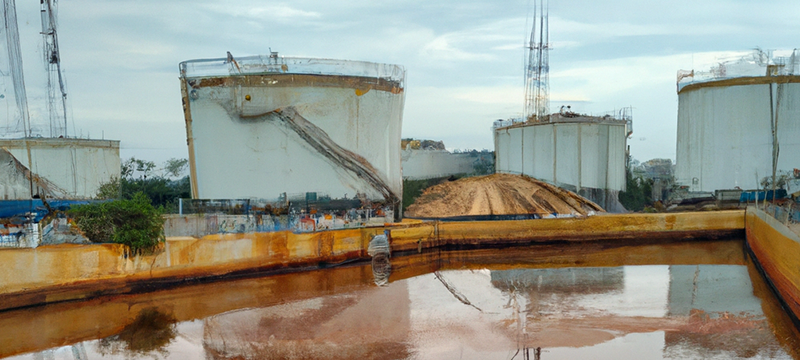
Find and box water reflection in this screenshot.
[97,307,177,357]
[3,239,799,359]
[372,253,392,286]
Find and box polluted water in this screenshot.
[1,239,799,359]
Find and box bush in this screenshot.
[70,192,165,253]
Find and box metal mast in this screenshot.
[523,0,550,122]
[3,0,31,137]
[40,0,68,137]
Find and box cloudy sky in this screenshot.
[4,0,799,165]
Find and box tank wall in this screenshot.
[494,122,626,191]
[400,150,476,180]
[676,81,800,192]
[186,77,404,201]
[0,139,120,199]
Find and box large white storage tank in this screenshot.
[0,138,120,200]
[493,113,630,210]
[676,50,800,192]
[179,53,405,212]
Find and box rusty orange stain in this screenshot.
[0,211,745,312]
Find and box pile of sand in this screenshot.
[404,173,603,218]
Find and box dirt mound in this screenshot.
[404,173,603,218]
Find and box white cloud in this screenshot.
[200,3,322,21]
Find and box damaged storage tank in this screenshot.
[179,53,406,218]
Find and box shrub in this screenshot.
[70,192,165,253]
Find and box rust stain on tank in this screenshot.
[189,74,403,94]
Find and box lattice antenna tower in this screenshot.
[40,0,69,137]
[523,0,550,122]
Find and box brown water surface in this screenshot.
[1,239,799,359]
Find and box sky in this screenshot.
[3,0,799,165]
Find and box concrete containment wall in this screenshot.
[0,211,745,311]
[494,120,627,192]
[180,56,405,203]
[0,138,120,199]
[676,77,800,192]
[745,206,800,322]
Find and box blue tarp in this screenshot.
[0,200,97,222]
[739,190,787,202]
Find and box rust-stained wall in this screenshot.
[0,211,744,311]
[745,206,800,323]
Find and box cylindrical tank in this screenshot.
[0,138,120,200]
[676,75,800,192]
[179,55,405,208]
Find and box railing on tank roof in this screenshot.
[677,48,799,92]
[179,52,405,85]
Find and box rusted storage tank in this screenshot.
[179,53,405,214]
[676,50,800,192]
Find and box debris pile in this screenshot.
[405,173,603,218]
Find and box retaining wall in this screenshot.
[0,211,745,311]
[745,207,800,323]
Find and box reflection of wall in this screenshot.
[490,267,624,295]
[667,265,763,317]
[202,281,411,360]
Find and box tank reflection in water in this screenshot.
[2,240,799,359]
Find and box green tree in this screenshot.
[618,164,654,212]
[70,192,165,254]
[99,158,191,212]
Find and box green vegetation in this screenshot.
[619,168,654,212]
[403,177,454,211]
[70,192,165,253]
[97,157,191,213]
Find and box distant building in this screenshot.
[633,158,674,202]
[400,138,493,180]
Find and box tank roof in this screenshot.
[179,53,405,84]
